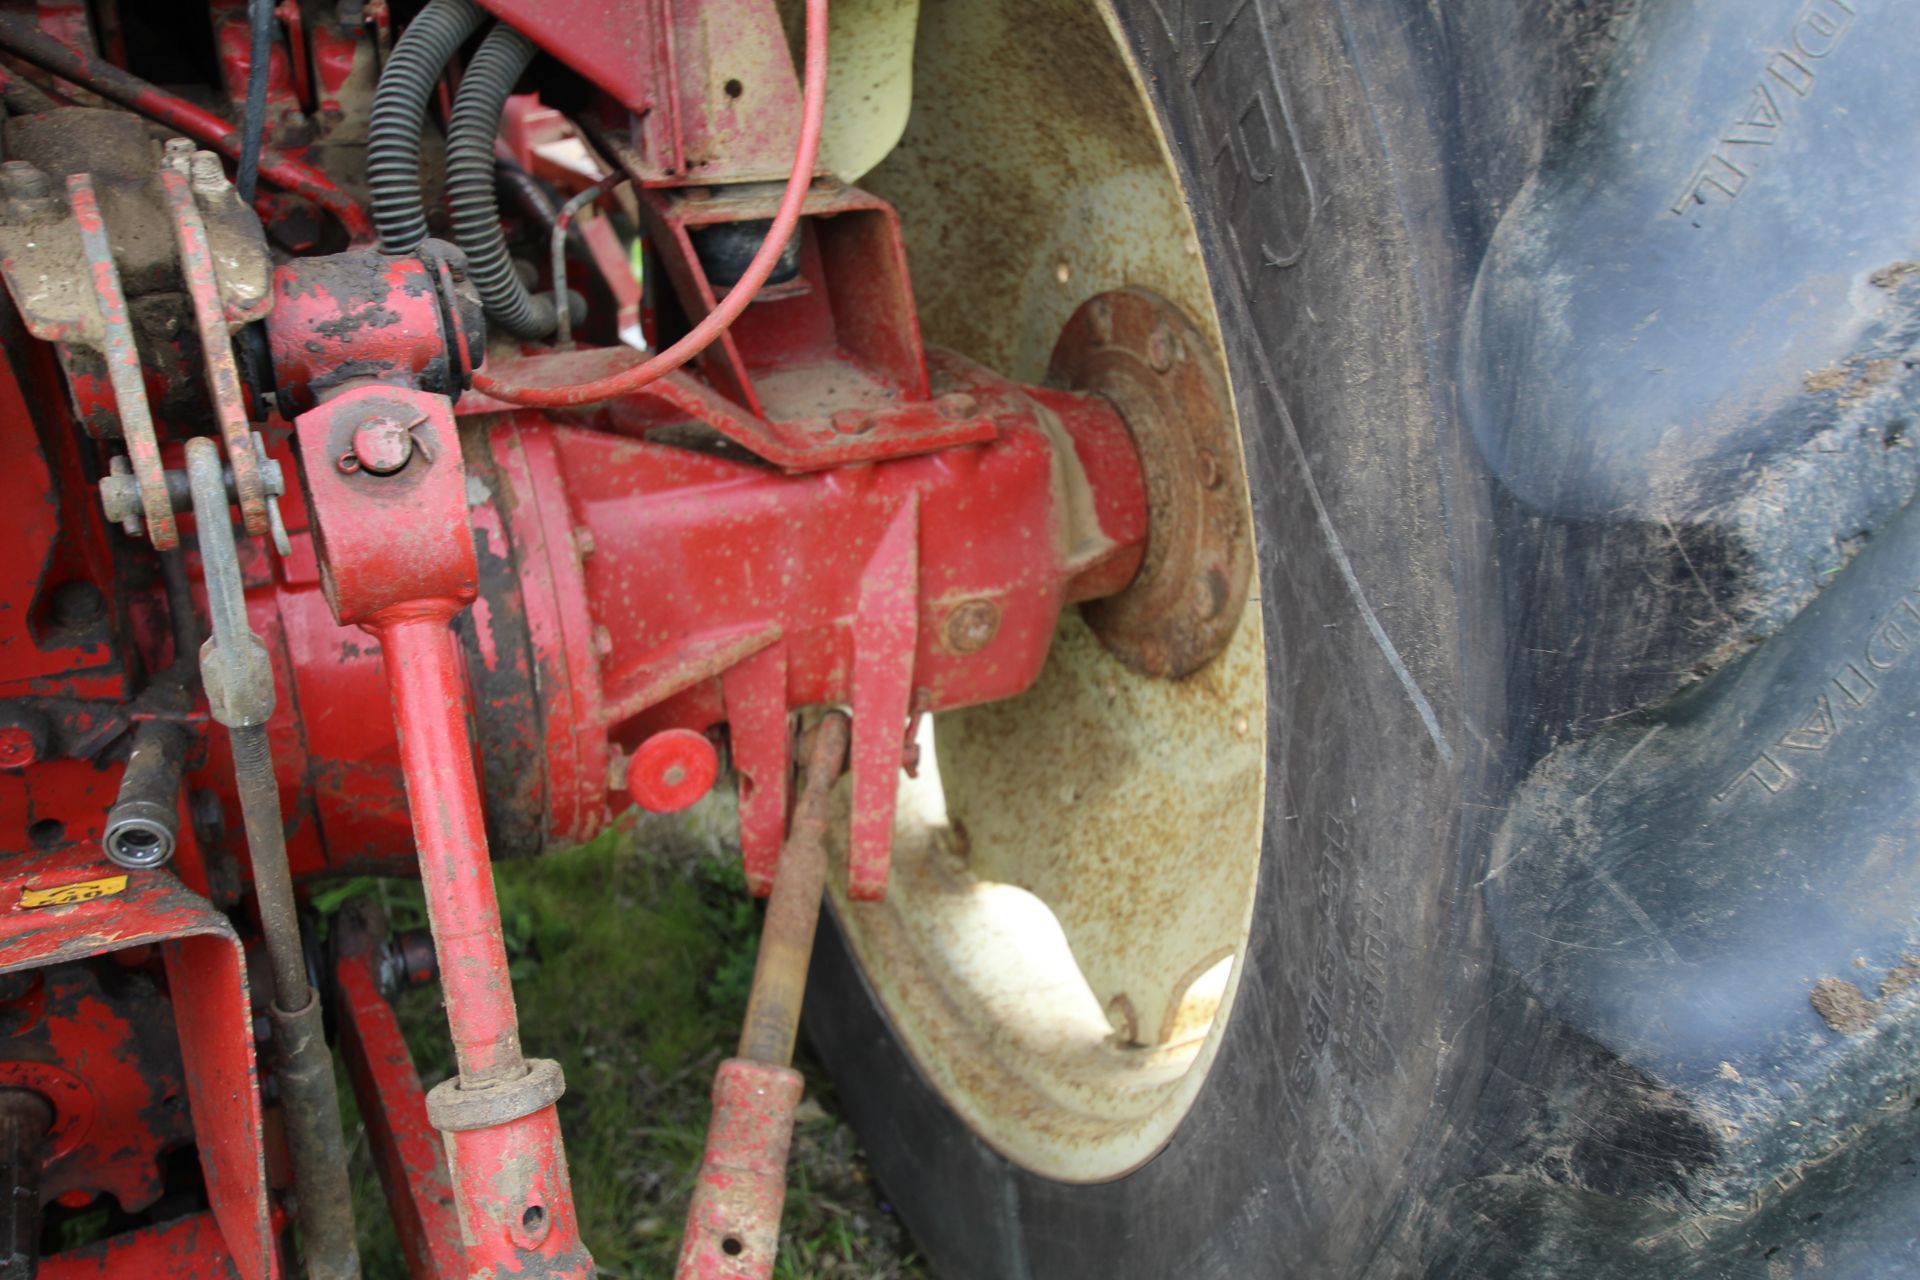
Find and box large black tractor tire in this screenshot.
[806,0,1920,1275]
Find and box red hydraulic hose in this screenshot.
[469,0,828,409]
[0,14,373,243]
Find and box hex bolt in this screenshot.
[943,599,1001,654]
[935,393,977,421]
[100,457,143,533]
[0,728,37,771]
[189,150,229,196]
[1193,569,1229,622]
[0,706,48,771]
[1147,320,1178,373]
[0,162,49,200]
[162,137,195,170]
[350,416,416,475]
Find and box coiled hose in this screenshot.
[367,0,481,254]
[447,23,556,339]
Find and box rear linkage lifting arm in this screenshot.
[294,381,595,1278]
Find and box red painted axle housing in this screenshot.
[240,348,1144,891]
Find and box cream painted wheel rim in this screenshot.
[827,0,1269,1182]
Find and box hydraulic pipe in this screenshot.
[188,439,361,1280]
[102,718,190,869]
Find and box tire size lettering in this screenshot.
[1142,0,1316,290]
[1672,0,1857,218]
[1715,578,1920,803]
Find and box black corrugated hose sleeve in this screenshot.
[446,22,556,339]
[367,0,483,254]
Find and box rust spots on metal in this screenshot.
[158,163,268,536]
[67,173,175,549]
[1051,288,1252,679]
[737,713,849,1066]
[940,599,1001,655]
[673,1060,805,1280]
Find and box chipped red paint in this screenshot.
[473,0,804,186]
[847,499,919,901]
[0,7,1158,1270]
[159,166,269,537]
[210,1,303,126]
[39,1209,241,1280]
[473,350,1145,894]
[266,252,481,417]
[131,348,1141,891]
[674,1060,804,1280]
[68,173,176,551]
[0,845,272,1280]
[0,13,371,241]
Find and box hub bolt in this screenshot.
[1196,447,1224,491]
[1193,569,1229,621]
[1147,320,1178,373]
[1089,298,1114,346]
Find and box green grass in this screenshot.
[324,797,927,1279]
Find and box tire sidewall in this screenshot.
[807,1,1496,1274]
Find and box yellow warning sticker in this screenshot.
[20,875,128,909]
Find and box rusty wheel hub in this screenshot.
[1050,288,1252,679]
